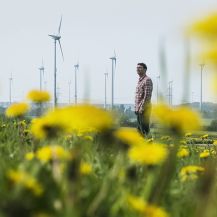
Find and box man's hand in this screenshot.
[138,109,144,114]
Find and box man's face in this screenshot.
[137,65,145,76]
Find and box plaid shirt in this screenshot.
[135,75,153,112]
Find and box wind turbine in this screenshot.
[49,16,64,107]
[104,72,108,109]
[110,51,116,109]
[74,63,79,104]
[39,59,45,91]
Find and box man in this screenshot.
[135,63,153,137]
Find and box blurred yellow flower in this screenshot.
[199,150,210,158]
[32,213,51,217]
[31,116,69,139]
[27,90,51,103]
[7,170,43,196]
[114,127,145,147]
[201,134,208,139]
[127,195,169,217]
[61,104,114,133]
[185,133,192,137]
[127,195,146,213]
[177,148,190,158]
[145,204,169,217]
[31,104,114,139]
[179,165,205,182]
[213,140,217,145]
[80,162,92,175]
[152,103,201,135]
[189,13,217,39]
[128,143,168,165]
[36,145,70,162]
[5,102,29,118]
[83,135,94,141]
[25,152,35,160]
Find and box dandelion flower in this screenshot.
[25,152,35,161]
[179,165,204,182]
[27,90,51,103]
[80,162,92,175]
[7,170,43,196]
[152,103,201,135]
[36,145,70,162]
[201,134,208,139]
[114,127,145,147]
[127,195,146,213]
[199,150,210,158]
[128,143,168,165]
[145,204,169,217]
[5,102,29,118]
[177,148,190,158]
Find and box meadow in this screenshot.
[1,11,217,217]
[0,93,216,217]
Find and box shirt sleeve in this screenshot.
[138,78,153,112]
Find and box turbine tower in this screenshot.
[74,63,79,104]
[110,51,116,109]
[104,72,108,109]
[39,60,45,91]
[49,16,64,107]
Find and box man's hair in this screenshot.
[137,63,147,71]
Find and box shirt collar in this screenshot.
[139,74,146,82]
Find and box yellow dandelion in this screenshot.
[60,104,114,132]
[188,12,217,39]
[177,148,190,158]
[199,150,210,158]
[128,143,168,165]
[179,165,205,182]
[201,134,208,139]
[36,145,70,162]
[7,170,43,196]
[127,195,146,213]
[213,140,217,145]
[114,127,145,147]
[185,132,192,137]
[145,204,169,217]
[27,90,51,103]
[31,104,114,139]
[30,115,69,139]
[152,103,201,135]
[5,102,29,118]
[25,152,35,161]
[83,135,94,141]
[80,162,92,175]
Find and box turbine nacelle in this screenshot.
[48,34,61,41]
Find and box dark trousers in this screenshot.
[136,105,151,136]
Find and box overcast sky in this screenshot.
[0,0,217,105]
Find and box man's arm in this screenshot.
[138,78,153,113]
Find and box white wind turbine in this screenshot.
[110,50,116,109]
[49,16,64,107]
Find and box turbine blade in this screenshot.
[58,16,62,34]
[58,40,64,61]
